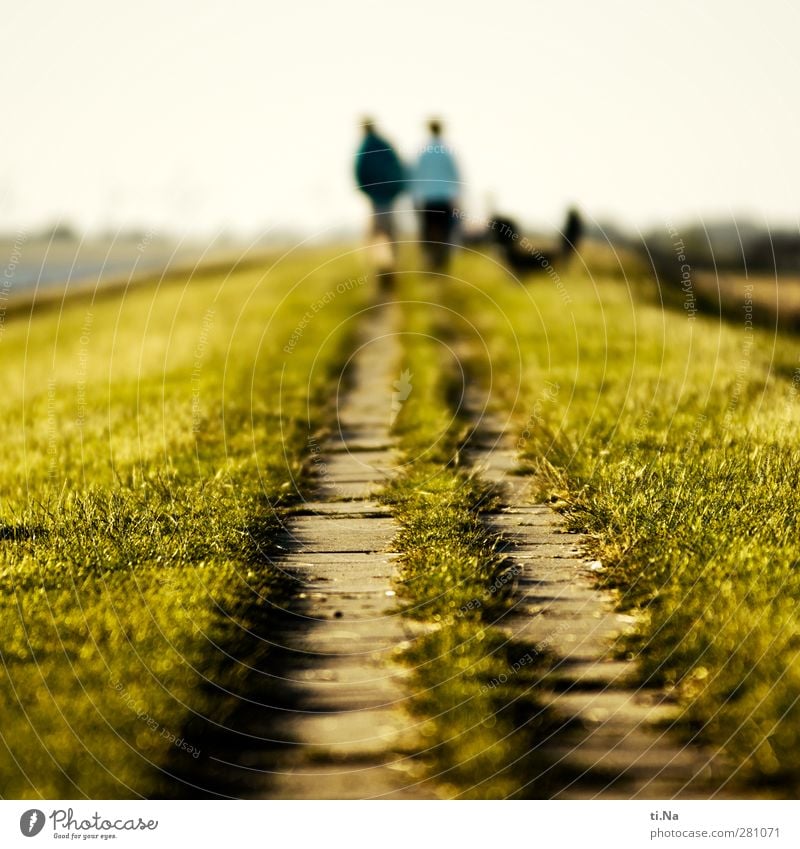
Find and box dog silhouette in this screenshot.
[491,208,583,274]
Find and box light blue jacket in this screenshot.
[411,138,460,204]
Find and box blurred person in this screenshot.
[562,206,584,258]
[411,119,461,272]
[354,118,406,276]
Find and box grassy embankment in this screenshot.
[0,249,368,798]
[5,237,798,799]
[440,245,800,794]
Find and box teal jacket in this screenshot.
[354,132,406,203]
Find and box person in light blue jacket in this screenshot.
[410,119,461,272]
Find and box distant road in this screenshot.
[0,234,244,300]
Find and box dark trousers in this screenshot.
[418,202,456,271]
[370,199,397,240]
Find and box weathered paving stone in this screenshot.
[327,440,394,453]
[284,517,397,552]
[290,500,391,516]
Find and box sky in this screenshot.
[3,0,800,239]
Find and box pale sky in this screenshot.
[3,0,800,239]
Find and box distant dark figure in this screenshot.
[491,208,584,275]
[562,207,584,258]
[411,119,461,272]
[354,118,406,274]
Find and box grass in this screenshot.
[0,248,369,797]
[4,236,800,799]
[439,244,800,793]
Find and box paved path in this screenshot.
[174,309,735,799]
[463,404,733,799]
[258,303,430,798]
[263,339,735,799]
[178,301,440,800]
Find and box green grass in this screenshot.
[5,238,799,799]
[385,284,503,623]
[0,249,369,797]
[440,245,800,793]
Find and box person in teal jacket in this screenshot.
[354,119,406,241]
[410,119,461,272]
